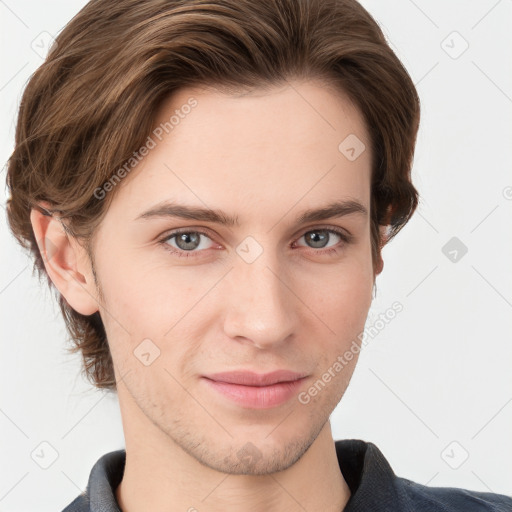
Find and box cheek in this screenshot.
[298,265,373,390]
[95,253,214,371]
[305,259,373,327]
[96,249,185,320]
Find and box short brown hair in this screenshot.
[5,0,420,391]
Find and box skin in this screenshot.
[31,79,386,511]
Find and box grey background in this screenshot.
[1,0,511,510]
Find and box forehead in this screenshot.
[103,79,372,228]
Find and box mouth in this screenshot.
[203,369,308,386]
[201,370,309,409]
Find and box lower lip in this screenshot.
[201,377,306,409]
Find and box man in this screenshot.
[5,0,512,510]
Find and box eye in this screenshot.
[159,226,353,259]
[293,227,352,254]
[160,229,216,258]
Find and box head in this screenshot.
[6,0,419,474]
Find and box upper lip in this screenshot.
[203,370,308,386]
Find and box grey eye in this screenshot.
[174,232,202,251]
[304,230,330,249]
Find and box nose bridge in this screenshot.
[222,244,296,347]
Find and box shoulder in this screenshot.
[396,476,512,511]
[60,449,125,512]
[334,439,512,512]
[60,493,90,512]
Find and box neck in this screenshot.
[115,412,351,512]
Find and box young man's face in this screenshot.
[80,79,378,474]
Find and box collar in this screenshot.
[71,439,410,511]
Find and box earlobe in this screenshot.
[375,224,388,276]
[374,254,384,275]
[30,203,100,316]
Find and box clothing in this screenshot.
[61,439,512,511]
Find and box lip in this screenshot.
[201,370,308,409]
[203,370,308,386]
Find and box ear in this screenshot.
[374,224,388,276]
[30,202,100,316]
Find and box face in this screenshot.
[87,79,376,474]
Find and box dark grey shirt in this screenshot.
[61,439,512,511]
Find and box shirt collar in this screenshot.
[79,439,409,511]
[336,439,411,511]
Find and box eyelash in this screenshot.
[158,227,353,259]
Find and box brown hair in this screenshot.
[5,0,420,391]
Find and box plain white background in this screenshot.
[1,0,511,510]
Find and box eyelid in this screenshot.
[292,224,353,242]
[160,224,352,240]
[159,227,217,244]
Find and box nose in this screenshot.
[222,252,298,350]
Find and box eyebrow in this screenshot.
[134,199,368,226]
